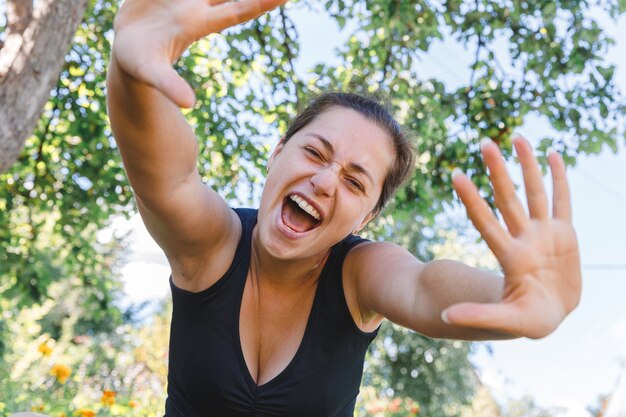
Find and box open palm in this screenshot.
[111,0,287,108]
[447,137,582,339]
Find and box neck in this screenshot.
[250,227,330,289]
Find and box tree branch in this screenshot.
[0,0,89,173]
[465,0,484,136]
[7,0,33,34]
[381,38,393,82]
[380,0,400,85]
[253,20,274,69]
[279,6,303,104]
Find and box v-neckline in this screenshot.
[234,231,334,393]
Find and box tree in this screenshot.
[363,322,476,417]
[1,0,625,414]
[0,0,126,316]
[3,0,624,304]
[0,0,89,173]
[587,393,611,417]
[501,395,564,417]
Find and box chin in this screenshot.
[259,234,310,263]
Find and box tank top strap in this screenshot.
[169,207,256,300]
[233,207,258,243]
[316,233,379,339]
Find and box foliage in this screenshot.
[0,0,128,348]
[459,386,502,417]
[3,0,624,309]
[500,395,564,417]
[355,387,421,417]
[0,289,170,417]
[315,0,626,234]
[2,0,626,415]
[364,322,476,417]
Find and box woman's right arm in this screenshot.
[106,0,286,289]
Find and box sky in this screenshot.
[104,4,626,417]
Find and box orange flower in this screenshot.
[76,409,96,417]
[101,390,116,407]
[50,363,71,384]
[387,398,402,412]
[38,342,52,356]
[31,404,44,411]
[128,400,138,409]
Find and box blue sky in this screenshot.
[109,3,626,416]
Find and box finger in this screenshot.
[453,171,512,257]
[513,136,549,220]
[209,0,287,31]
[481,139,529,236]
[548,150,572,221]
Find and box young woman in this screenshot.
[105,0,582,416]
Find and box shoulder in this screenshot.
[170,207,243,292]
[344,240,419,273]
[342,240,422,332]
[344,241,421,293]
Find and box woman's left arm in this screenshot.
[348,136,581,340]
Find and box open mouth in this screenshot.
[281,194,322,233]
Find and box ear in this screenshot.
[267,137,287,172]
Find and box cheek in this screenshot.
[260,172,283,208]
[337,191,374,221]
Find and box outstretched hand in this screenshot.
[111,0,287,108]
[446,136,582,339]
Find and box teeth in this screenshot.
[289,195,321,221]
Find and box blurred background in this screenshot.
[1,1,625,416]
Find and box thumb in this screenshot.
[148,63,196,108]
[442,302,525,337]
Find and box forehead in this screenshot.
[293,107,395,180]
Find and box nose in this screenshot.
[310,163,340,197]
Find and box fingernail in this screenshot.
[441,309,450,324]
[452,167,464,179]
[480,137,494,150]
[547,146,557,156]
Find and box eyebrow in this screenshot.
[305,133,375,186]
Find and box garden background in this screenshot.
[1,0,625,416]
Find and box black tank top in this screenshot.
[164,208,379,417]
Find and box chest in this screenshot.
[167,255,375,416]
[238,272,318,386]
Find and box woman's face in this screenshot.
[256,106,395,261]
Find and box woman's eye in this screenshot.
[346,177,364,191]
[305,147,322,159]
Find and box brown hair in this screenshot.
[283,91,415,214]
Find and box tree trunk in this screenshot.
[0,0,89,173]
